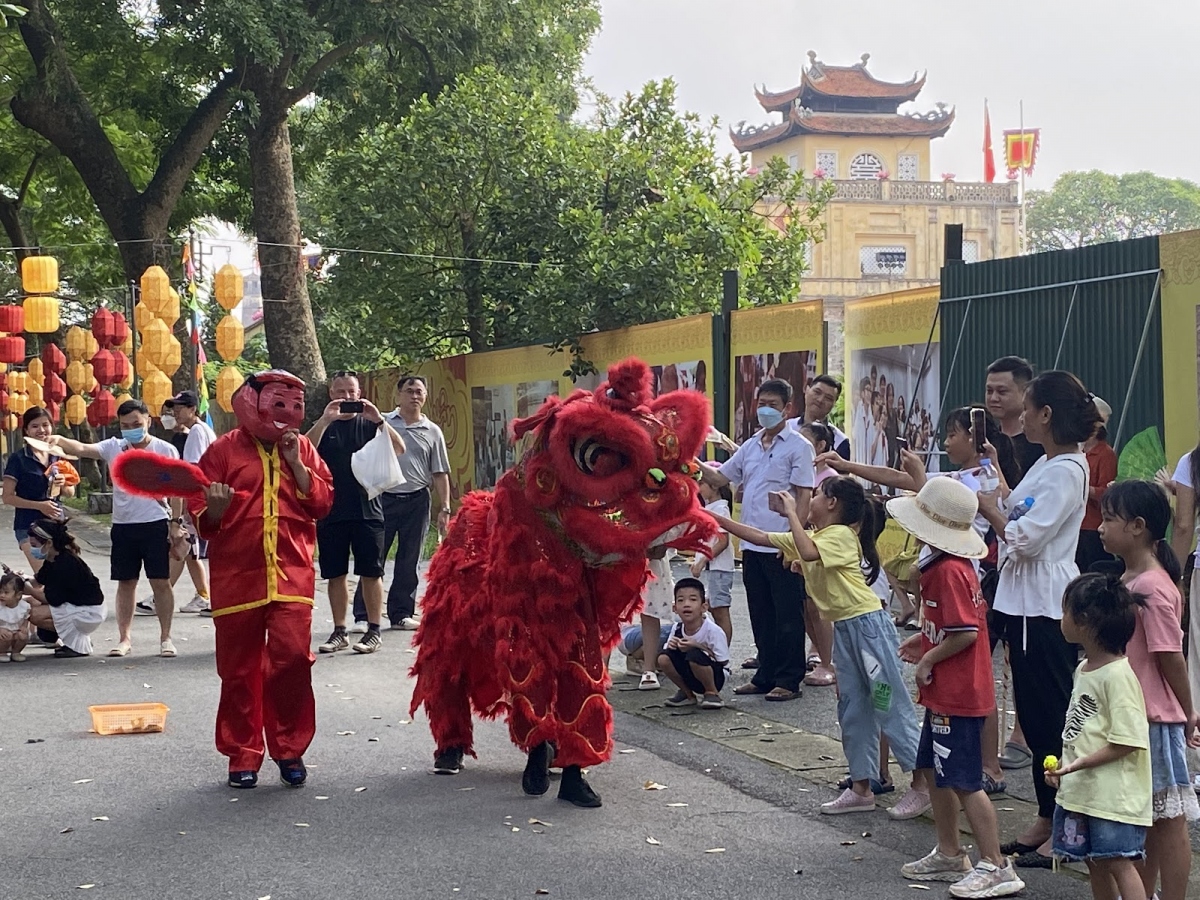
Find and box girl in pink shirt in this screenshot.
[1099,481,1200,900]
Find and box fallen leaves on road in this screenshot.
[840,840,856,846]
[705,848,726,854]
[76,885,95,890]
[642,781,667,791]
[511,827,520,833]
[862,832,871,838]
[371,715,382,720]
[645,837,661,846]
[458,787,474,791]
[535,890,549,896]
[295,823,310,828]
[909,886,931,891]
[229,798,238,802]
[315,796,329,801]
[528,818,551,827]
[618,749,636,754]
[60,827,73,834]
[336,731,356,736]
[73,779,93,784]
[91,817,109,822]
[143,683,151,689]
[354,786,367,792]
[666,803,688,808]
[367,738,379,743]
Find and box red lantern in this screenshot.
[0,390,7,413]
[0,305,24,334]
[43,372,66,403]
[91,349,118,385]
[91,308,116,348]
[41,342,66,375]
[46,400,59,423]
[88,389,116,428]
[111,312,129,349]
[0,336,25,364]
[0,372,6,391]
[110,352,129,385]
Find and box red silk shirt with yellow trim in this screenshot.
[189,428,334,617]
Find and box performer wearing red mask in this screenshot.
[191,370,334,789]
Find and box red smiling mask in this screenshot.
[233,369,307,444]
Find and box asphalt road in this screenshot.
[0,514,1115,900]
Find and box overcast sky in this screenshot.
[582,0,1200,187]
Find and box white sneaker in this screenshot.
[398,616,421,631]
[901,847,973,882]
[134,598,156,616]
[178,594,210,614]
[948,860,1025,899]
[638,672,660,691]
[348,621,369,634]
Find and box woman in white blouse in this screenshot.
[976,370,1099,869]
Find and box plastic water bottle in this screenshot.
[1008,496,1035,521]
[978,458,1000,494]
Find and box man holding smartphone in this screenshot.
[306,371,406,655]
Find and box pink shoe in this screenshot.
[888,787,932,820]
[820,788,876,815]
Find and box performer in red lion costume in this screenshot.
[410,358,716,807]
[191,370,334,789]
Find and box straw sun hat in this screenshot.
[885,477,988,559]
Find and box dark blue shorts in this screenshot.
[1052,806,1146,862]
[916,710,985,793]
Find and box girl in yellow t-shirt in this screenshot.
[711,475,929,819]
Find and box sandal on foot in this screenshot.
[836,776,894,795]
[804,666,836,687]
[983,772,1007,795]
[740,656,759,670]
[999,841,1039,856]
[1012,851,1053,869]
[733,683,770,695]
[764,687,801,702]
[999,741,1032,770]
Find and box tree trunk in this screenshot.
[246,86,327,412]
[459,213,487,352]
[0,199,33,263]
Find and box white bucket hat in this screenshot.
[886,477,987,559]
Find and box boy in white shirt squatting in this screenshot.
[658,577,731,710]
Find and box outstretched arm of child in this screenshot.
[774,491,821,564]
[1045,741,1138,789]
[709,512,772,550]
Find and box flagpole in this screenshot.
[1019,100,1027,255]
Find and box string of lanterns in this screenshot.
[214,264,245,412]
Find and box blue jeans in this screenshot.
[833,608,921,782]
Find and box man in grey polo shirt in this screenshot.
[352,375,451,631]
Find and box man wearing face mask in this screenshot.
[700,378,814,701]
[49,399,185,658]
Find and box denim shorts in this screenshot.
[14,528,29,546]
[1052,805,1146,862]
[619,623,674,656]
[916,710,985,793]
[706,570,734,608]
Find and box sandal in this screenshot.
[999,841,1039,856]
[804,666,836,687]
[740,656,759,670]
[836,776,894,795]
[982,772,1007,795]
[733,683,770,695]
[764,687,801,702]
[1013,851,1054,870]
[999,741,1032,770]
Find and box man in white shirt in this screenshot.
[701,378,814,701]
[51,399,186,658]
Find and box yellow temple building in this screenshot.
[732,52,1020,370]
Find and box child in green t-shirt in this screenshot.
[1046,572,1151,900]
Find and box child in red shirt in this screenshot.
[888,478,1024,899]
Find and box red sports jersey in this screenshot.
[918,554,995,717]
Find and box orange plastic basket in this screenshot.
[88,702,169,735]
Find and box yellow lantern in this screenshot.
[85,332,99,360]
[216,364,244,412]
[216,315,244,361]
[83,363,95,390]
[142,370,173,412]
[136,354,159,380]
[158,288,180,328]
[158,334,182,377]
[117,358,134,390]
[64,394,87,426]
[20,256,58,294]
[3,413,16,432]
[140,319,171,368]
[118,328,133,357]
[28,382,43,407]
[8,372,27,393]
[66,325,89,362]
[27,358,43,385]
[214,264,244,312]
[65,360,88,394]
[140,266,172,315]
[23,296,60,333]
[9,392,29,416]
[115,392,133,408]
[133,301,156,334]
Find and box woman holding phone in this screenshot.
[3,407,76,572]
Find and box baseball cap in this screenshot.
[171,390,199,409]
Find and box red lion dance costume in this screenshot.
[410,358,716,807]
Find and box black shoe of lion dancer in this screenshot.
[557,764,601,808]
[522,741,555,796]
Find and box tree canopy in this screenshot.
[1026,170,1200,252]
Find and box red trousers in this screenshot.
[214,601,316,771]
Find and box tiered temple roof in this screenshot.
[732,52,954,153]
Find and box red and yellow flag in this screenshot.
[1003,129,1040,178]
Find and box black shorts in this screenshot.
[317,519,385,580]
[916,709,985,793]
[110,520,171,582]
[663,646,727,694]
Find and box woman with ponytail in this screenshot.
[1098,480,1199,900]
[23,518,106,658]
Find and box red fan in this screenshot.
[111,449,215,503]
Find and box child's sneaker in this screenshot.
[638,672,660,691]
[9,652,25,662]
[888,787,932,820]
[699,693,723,709]
[820,788,876,815]
[664,690,696,707]
[901,847,973,882]
[948,860,1025,898]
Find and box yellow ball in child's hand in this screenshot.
[1043,754,1059,772]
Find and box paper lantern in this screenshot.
[4,414,17,432]
[23,296,59,333]
[214,264,244,312]
[111,352,130,386]
[88,390,116,428]
[116,357,133,390]
[45,400,59,423]
[85,332,98,360]
[142,370,172,412]
[27,358,43,385]
[0,306,24,334]
[158,287,180,328]
[140,266,172,315]
[136,354,159,380]
[216,315,244,361]
[117,328,133,357]
[0,390,7,413]
[155,334,181,377]
[140,319,171,368]
[66,326,89,361]
[0,337,23,365]
[41,342,65,375]
[216,364,244,412]
[43,372,66,404]
[27,382,43,407]
[133,302,155,334]
[0,372,6,390]
[91,308,116,348]
[21,256,58,294]
[112,312,130,350]
[114,392,132,409]
[9,392,29,416]
[8,372,27,393]
[65,360,88,394]
[64,394,87,427]
[91,350,117,386]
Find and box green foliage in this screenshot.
[303,70,831,372]
[1026,170,1200,253]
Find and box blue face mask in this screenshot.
[121,428,146,445]
[30,545,46,560]
[757,406,785,431]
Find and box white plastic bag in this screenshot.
[351,427,406,500]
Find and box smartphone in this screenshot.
[767,492,785,515]
[339,400,365,414]
[893,437,909,468]
[971,407,987,454]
